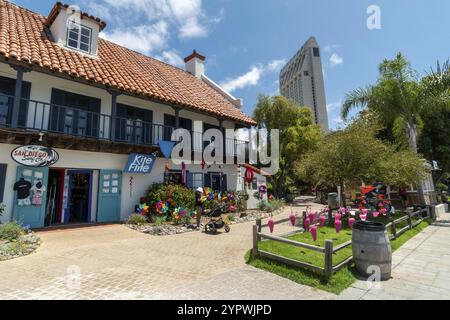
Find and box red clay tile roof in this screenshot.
[0,0,256,125]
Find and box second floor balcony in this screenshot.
[0,93,249,158]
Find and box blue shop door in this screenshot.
[12,166,49,228]
[97,170,122,222]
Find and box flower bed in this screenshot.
[0,223,40,261]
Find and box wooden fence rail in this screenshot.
[252,206,431,280]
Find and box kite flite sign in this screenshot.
[124,154,156,174]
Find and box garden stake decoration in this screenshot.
[335,219,342,233]
[268,216,275,233]
[304,217,311,232]
[290,210,296,227]
[319,215,326,227]
[348,218,356,229]
[308,212,315,224]
[335,213,342,221]
[311,226,318,241]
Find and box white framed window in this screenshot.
[67,21,92,54]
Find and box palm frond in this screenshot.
[341,86,373,120]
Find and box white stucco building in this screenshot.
[279,37,329,132]
[0,1,263,227]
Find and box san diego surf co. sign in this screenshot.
[11,145,59,167]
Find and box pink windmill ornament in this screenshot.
[304,217,311,232]
[348,218,356,229]
[319,215,326,227]
[311,226,318,242]
[335,219,342,233]
[289,211,296,227]
[268,216,275,233]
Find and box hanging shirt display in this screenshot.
[31,180,47,206]
[13,178,32,206]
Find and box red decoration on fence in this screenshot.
[304,217,311,232]
[290,210,296,226]
[348,218,356,229]
[319,215,326,227]
[335,219,342,233]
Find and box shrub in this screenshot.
[0,222,24,241]
[258,200,268,212]
[127,214,148,225]
[267,199,286,212]
[147,184,195,219]
[155,216,167,226]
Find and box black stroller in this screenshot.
[204,202,231,234]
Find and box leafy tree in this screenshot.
[418,60,450,174]
[341,53,450,204]
[253,95,322,199]
[295,120,427,205]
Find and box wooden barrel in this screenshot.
[352,221,392,280]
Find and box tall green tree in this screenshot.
[295,120,427,205]
[341,53,450,204]
[253,95,322,198]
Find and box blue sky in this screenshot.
[11,0,450,129]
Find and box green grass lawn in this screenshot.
[245,217,432,294]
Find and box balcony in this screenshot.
[0,93,249,158]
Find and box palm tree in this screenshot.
[341,53,450,204]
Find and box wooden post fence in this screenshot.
[324,240,333,279]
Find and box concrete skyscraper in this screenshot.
[279,37,329,132]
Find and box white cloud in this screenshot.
[221,66,263,93]
[267,59,287,72]
[326,101,342,112]
[156,50,184,67]
[219,59,287,93]
[323,44,339,53]
[101,21,169,54]
[329,53,344,67]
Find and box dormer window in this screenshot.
[46,2,107,57]
[67,21,92,54]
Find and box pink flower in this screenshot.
[360,213,367,221]
[339,207,346,215]
[373,211,380,218]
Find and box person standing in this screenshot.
[195,187,205,228]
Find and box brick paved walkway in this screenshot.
[0,198,334,300]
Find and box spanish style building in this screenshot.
[0,1,264,228]
[279,37,329,132]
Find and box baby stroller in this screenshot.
[204,202,230,234]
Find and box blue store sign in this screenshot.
[124,154,156,174]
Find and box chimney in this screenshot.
[184,50,206,78]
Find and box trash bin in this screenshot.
[327,192,339,209]
[352,221,392,281]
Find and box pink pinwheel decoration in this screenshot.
[268,217,274,233]
[304,217,311,232]
[348,218,356,229]
[308,213,315,223]
[335,219,342,233]
[319,215,326,227]
[373,211,380,218]
[311,226,318,241]
[289,212,296,226]
[335,213,342,221]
